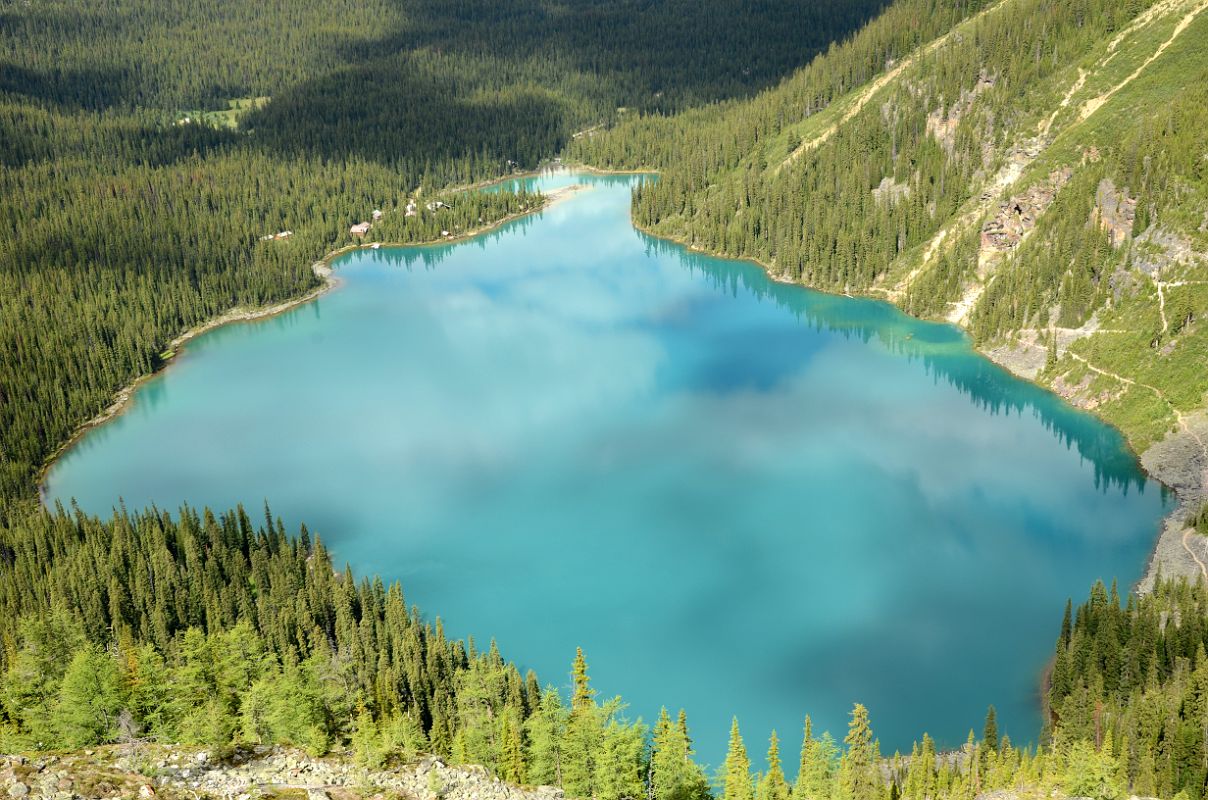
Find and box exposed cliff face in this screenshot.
[1094,178,1138,248]
[0,748,563,800]
[979,168,1074,254]
[926,71,997,154]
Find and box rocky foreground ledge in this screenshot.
[0,746,566,800]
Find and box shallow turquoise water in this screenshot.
[46,171,1169,769]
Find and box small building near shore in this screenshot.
[350,222,371,237]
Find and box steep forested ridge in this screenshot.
[1,0,893,116]
[1045,579,1208,799]
[570,0,1208,460]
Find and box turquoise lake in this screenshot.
[45,171,1170,769]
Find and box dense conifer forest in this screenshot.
[4,0,1208,797]
[3,505,1208,800]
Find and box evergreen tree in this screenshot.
[563,649,603,796]
[653,708,711,800]
[0,609,87,748]
[54,645,124,748]
[723,718,754,800]
[757,731,790,800]
[594,704,648,800]
[838,705,880,800]
[982,706,998,753]
[794,716,838,800]
[352,703,387,769]
[1063,739,1122,800]
[500,709,527,784]
[526,688,568,787]
[571,648,596,711]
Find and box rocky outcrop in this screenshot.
[1,747,565,800]
[980,167,1073,253]
[981,335,1049,381]
[1093,178,1137,247]
[1133,226,1202,277]
[926,70,996,153]
[872,176,912,205]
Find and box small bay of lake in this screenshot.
[45,171,1170,770]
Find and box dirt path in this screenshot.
[1063,349,1208,473]
[894,0,1204,319]
[1011,329,1208,471]
[1040,68,1087,137]
[897,152,1023,284]
[1104,0,1190,61]
[1183,529,1208,579]
[572,123,605,140]
[1156,277,1170,334]
[1154,279,1208,335]
[1078,0,1207,121]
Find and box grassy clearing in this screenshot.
[178,96,271,130]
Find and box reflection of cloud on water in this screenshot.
[43,171,1171,764]
[638,231,1160,496]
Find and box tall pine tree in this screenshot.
[723,718,755,800]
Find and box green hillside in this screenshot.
[571,0,1208,509]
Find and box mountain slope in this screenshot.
[570,0,1208,580]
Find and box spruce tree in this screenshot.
[54,645,124,748]
[982,706,998,753]
[654,708,710,800]
[757,731,791,800]
[653,709,681,800]
[594,708,648,800]
[723,718,755,800]
[500,709,526,784]
[564,649,602,796]
[525,688,567,787]
[571,647,595,711]
[838,705,880,800]
[794,716,837,800]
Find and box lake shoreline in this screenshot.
[36,182,587,499]
[38,165,1195,596]
[36,270,341,502]
[626,213,1197,594]
[41,170,1170,755]
[625,186,1198,754]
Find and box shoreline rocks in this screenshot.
[1,746,566,800]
